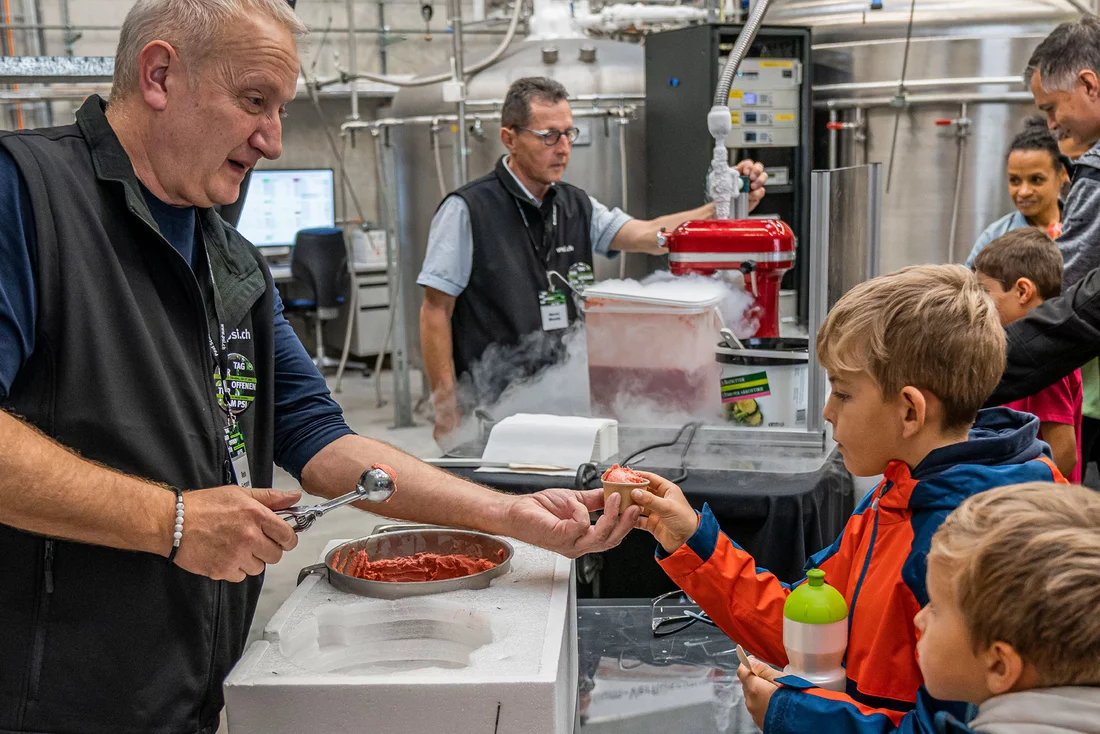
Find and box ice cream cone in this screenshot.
[601,478,651,511]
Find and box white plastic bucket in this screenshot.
[716,337,808,428]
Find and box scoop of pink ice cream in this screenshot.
[602,464,647,484]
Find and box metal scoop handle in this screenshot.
[277,464,397,533]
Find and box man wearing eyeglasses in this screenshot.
[418,76,767,444]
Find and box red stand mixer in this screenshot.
[662,218,796,338]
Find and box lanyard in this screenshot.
[204,250,236,428]
[513,196,558,267]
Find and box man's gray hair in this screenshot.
[501,77,569,128]
[1025,14,1100,92]
[112,0,307,100]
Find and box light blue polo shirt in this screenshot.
[416,156,633,297]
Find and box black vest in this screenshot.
[448,157,593,404]
[0,97,275,733]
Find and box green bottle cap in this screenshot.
[783,569,848,624]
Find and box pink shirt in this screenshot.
[1003,369,1083,482]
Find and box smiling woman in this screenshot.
[964,117,1068,267]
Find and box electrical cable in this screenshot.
[622,421,701,484]
[575,421,702,491]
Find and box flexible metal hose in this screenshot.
[713,0,772,108]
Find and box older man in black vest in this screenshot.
[0,4,639,732]
[419,76,767,443]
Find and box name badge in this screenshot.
[539,290,568,332]
[224,422,253,488]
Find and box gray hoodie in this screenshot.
[1058,140,1100,288]
[968,687,1100,734]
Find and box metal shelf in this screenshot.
[0,56,113,83]
[0,58,399,103]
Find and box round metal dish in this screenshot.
[297,526,514,600]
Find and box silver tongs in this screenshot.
[276,465,397,533]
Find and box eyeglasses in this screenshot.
[514,126,580,146]
[650,590,717,637]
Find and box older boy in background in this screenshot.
[974,229,1083,481]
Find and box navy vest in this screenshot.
[0,96,275,733]
[447,157,593,404]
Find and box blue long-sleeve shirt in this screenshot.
[0,149,352,480]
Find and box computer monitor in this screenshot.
[235,168,336,247]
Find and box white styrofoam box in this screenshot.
[224,540,577,734]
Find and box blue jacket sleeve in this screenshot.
[0,147,38,399]
[765,681,972,734]
[271,288,355,480]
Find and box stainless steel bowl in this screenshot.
[296,525,514,600]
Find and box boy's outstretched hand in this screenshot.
[630,471,700,555]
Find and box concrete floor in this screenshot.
[248,367,440,646]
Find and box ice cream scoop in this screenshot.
[601,464,650,510]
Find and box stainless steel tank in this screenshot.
[769,0,1076,273]
[389,36,645,369]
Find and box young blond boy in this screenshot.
[916,482,1100,733]
[632,264,1066,733]
[973,229,1083,481]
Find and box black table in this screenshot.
[576,598,757,733]
[443,446,855,598]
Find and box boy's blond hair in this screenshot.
[929,483,1100,687]
[817,264,1005,430]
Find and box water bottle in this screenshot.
[782,568,848,692]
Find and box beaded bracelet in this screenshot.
[167,488,184,565]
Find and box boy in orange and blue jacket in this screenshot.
[631,264,1066,733]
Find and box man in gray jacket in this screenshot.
[1023,15,1100,477]
[1027,15,1100,290]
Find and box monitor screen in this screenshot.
[236,168,336,247]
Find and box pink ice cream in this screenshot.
[602,464,647,484]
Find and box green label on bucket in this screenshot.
[721,371,771,402]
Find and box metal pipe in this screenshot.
[430,121,448,200]
[814,90,1034,110]
[56,0,76,55]
[814,75,1024,95]
[377,0,387,74]
[334,133,359,392]
[342,104,639,132]
[0,22,515,35]
[448,0,467,186]
[806,169,830,438]
[855,106,867,165]
[464,93,646,107]
[714,0,772,107]
[346,0,359,124]
[827,108,838,169]
[320,0,524,90]
[617,116,629,278]
[866,162,882,278]
[373,132,414,427]
[947,103,969,263]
